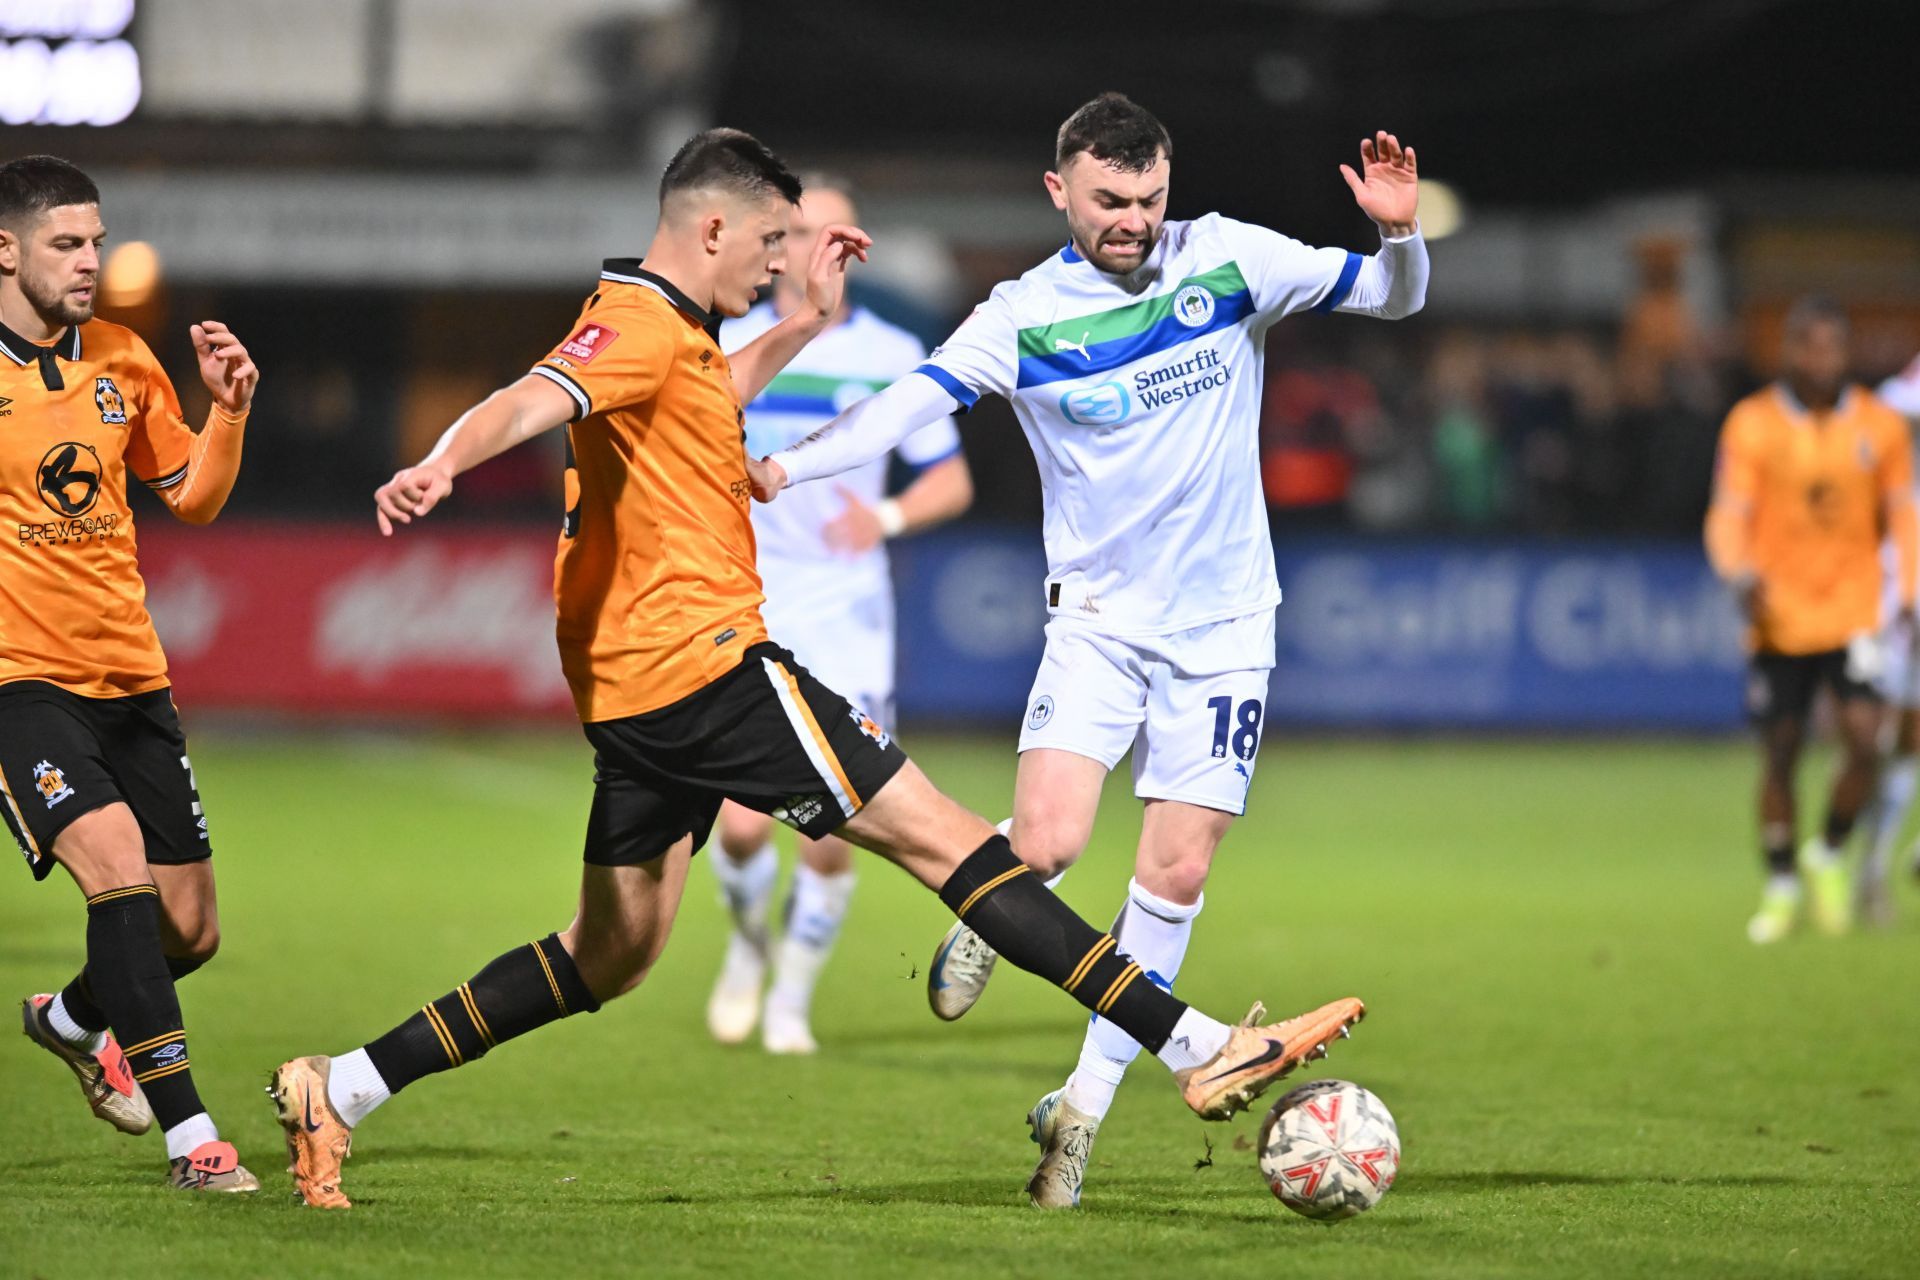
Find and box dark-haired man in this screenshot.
[752,93,1427,1207]
[271,127,1363,1210]
[704,174,973,1056]
[1706,297,1917,943]
[1,154,262,1191]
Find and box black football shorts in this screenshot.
[0,681,211,882]
[1746,646,1882,724]
[580,642,908,866]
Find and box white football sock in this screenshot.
[1801,835,1843,869]
[712,840,780,941]
[1064,879,1202,1119]
[163,1112,219,1161]
[45,993,107,1054]
[767,865,855,1018]
[1863,756,1918,884]
[325,1048,392,1128]
[1155,1008,1231,1073]
[1767,871,1802,898]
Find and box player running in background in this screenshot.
[1855,351,1920,922]
[1705,297,1917,943]
[706,175,973,1055]
[750,93,1426,1208]
[271,129,1364,1210]
[1,156,263,1192]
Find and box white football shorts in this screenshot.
[760,573,898,731]
[1017,610,1276,815]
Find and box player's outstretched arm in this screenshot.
[749,371,959,503]
[157,320,258,524]
[728,223,872,403]
[374,374,576,535]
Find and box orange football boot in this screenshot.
[268,1055,353,1209]
[1177,997,1366,1120]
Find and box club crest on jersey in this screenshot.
[1173,284,1216,328]
[848,706,891,749]
[94,376,127,424]
[1058,381,1130,427]
[33,760,75,808]
[1028,695,1055,731]
[559,323,619,363]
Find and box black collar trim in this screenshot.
[0,318,80,367]
[599,259,721,338]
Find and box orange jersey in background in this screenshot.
[0,319,196,697]
[1705,384,1917,655]
[531,260,768,721]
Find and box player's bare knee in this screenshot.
[51,805,150,896]
[716,810,772,860]
[1009,813,1089,878]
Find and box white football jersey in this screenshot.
[917,213,1365,638]
[725,303,960,603]
[1879,356,1920,624]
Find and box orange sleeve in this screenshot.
[123,336,246,524]
[1880,413,1918,610]
[122,338,195,489]
[1704,405,1758,582]
[529,301,674,421]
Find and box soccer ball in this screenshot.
[1257,1079,1400,1220]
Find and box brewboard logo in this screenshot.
[559,323,618,363]
[95,376,127,424]
[37,442,102,516]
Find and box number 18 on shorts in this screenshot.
[1017,617,1272,816]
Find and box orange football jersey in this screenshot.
[1706,384,1917,655]
[0,318,195,697]
[531,261,768,720]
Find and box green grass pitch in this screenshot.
[3,731,1918,1278]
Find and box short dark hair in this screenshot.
[1784,293,1849,340]
[659,128,802,209]
[0,155,100,231]
[1056,93,1172,174]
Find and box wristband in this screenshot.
[876,498,906,538]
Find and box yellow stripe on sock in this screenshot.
[120,1029,186,1057]
[421,1003,462,1067]
[1063,934,1116,994]
[84,884,160,907]
[457,983,495,1049]
[531,943,568,1016]
[1097,963,1144,1015]
[133,1058,192,1084]
[956,864,1031,919]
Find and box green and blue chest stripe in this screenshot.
[745,371,891,455]
[1011,262,1258,390]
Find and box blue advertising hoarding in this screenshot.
[890,530,1747,730]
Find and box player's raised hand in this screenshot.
[747,454,788,504]
[1339,131,1420,235]
[801,223,872,321]
[374,463,454,536]
[822,485,884,554]
[191,320,259,413]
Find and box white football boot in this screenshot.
[927,921,999,1021]
[706,931,768,1044]
[1026,1088,1099,1209]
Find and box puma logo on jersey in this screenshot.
[1055,332,1092,361]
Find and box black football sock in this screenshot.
[82,885,206,1129]
[1763,828,1795,876]
[60,954,209,1034]
[363,933,599,1095]
[938,835,1187,1053]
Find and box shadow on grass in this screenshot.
[1410,1170,1799,1191]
